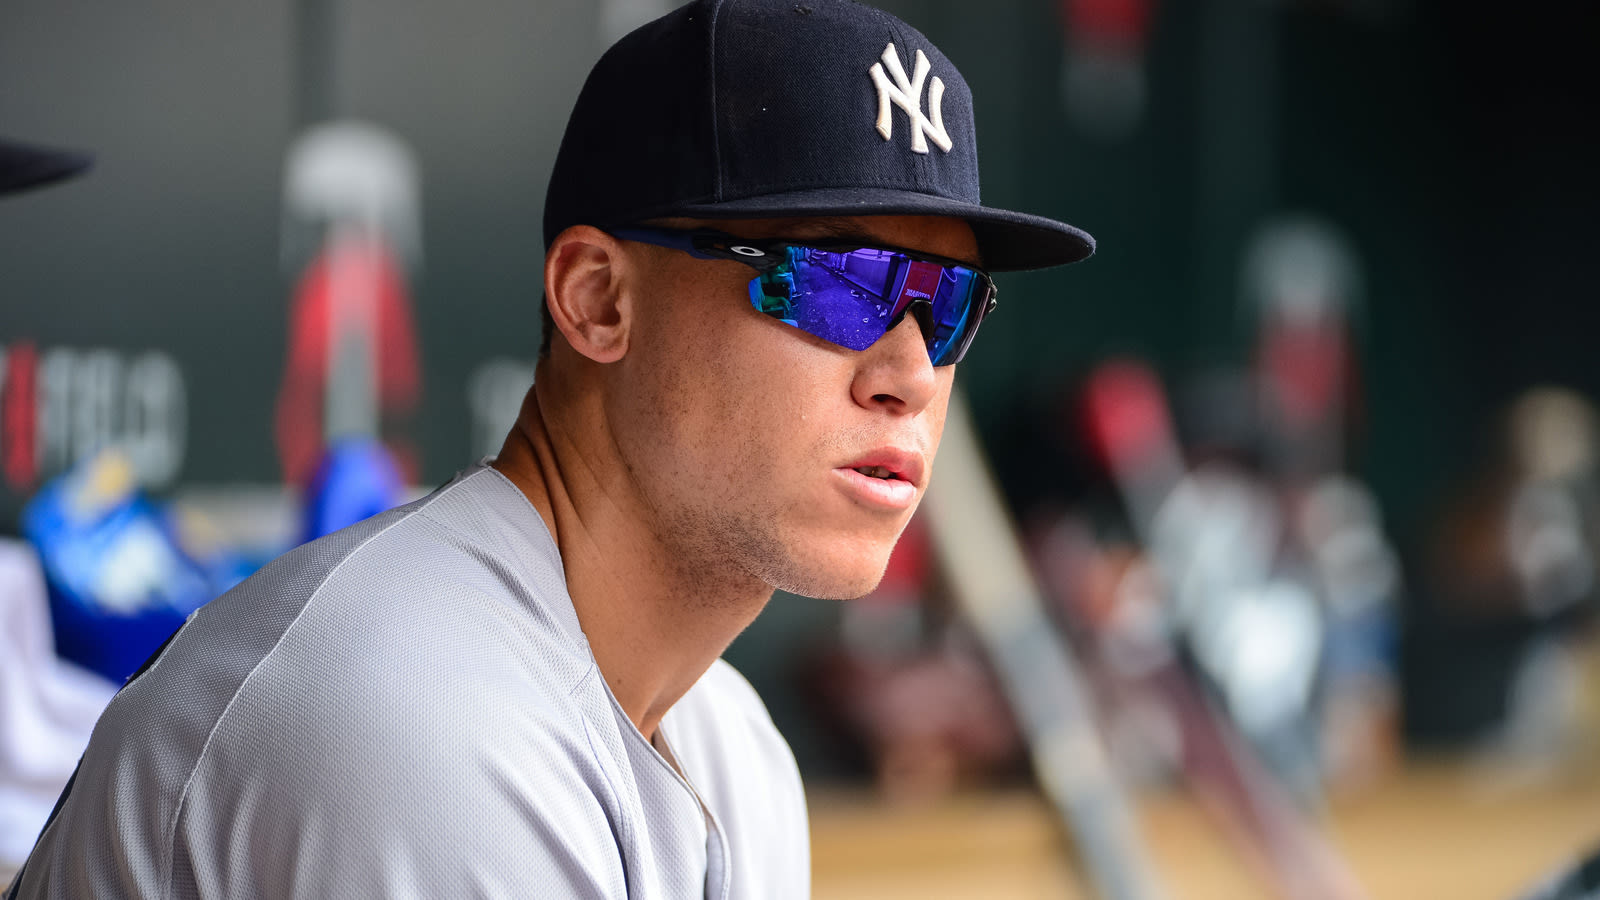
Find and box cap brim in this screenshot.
[0,138,93,196]
[665,187,1094,272]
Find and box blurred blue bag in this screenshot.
[21,452,213,683]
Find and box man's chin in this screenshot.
[766,554,893,602]
[751,516,914,599]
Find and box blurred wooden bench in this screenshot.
[811,761,1600,899]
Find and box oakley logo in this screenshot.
[869,43,953,155]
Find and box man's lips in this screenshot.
[832,466,919,510]
[836,448,926,490]
[826,447,927,510]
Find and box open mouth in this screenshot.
[836,457,920,510]
[853,465,901,480]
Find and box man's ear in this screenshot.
[544,225,632,364]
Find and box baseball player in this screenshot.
[8,1,1094,896]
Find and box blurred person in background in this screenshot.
[807,516,1027,803]
[7,1,1095,897]
[1411,387,1600,761]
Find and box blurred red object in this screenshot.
[273,234,421,486]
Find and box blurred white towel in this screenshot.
[0,538,116,868]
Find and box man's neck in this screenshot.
[490,385,772,740]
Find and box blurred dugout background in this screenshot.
[3,0,1599,897]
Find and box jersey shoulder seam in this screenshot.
[157,470,486,898]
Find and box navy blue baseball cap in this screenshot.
[0,136,91,195]
[544,0,1094,271]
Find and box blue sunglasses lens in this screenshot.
[747,246,991,365]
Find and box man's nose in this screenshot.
[850,312,939,416]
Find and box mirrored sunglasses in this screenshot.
[607,226,997,366]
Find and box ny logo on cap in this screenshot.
[869,43,953,155]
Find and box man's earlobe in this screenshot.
[545,226,630,364]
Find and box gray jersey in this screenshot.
[12,465,810,899]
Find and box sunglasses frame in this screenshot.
[605,225,998,365]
